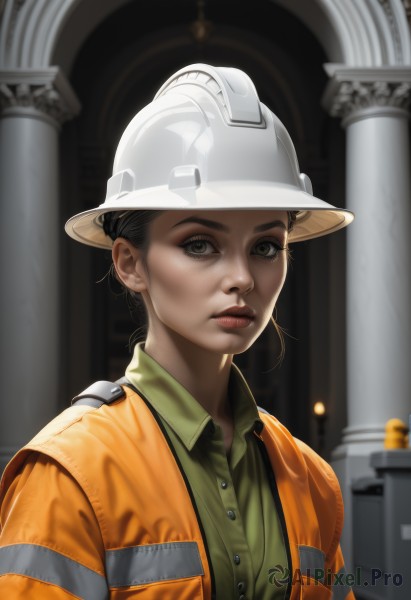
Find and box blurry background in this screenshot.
[1,0,411,576]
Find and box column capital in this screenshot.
[322,64,411,126]
[0,67,81,126]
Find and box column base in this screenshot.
[334,424,385,450]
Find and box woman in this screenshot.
[0,64,355,599]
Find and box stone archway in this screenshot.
[2,0,409,72]
[277,0,411,65]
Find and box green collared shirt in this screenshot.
[126,344,287,599]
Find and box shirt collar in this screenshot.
[125,343,263,451]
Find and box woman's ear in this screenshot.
[112,238,148,292]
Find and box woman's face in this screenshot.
[137,210,289,356]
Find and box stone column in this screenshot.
[0,68,80,472]
[323,66,411,570]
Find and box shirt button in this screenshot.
[233,554,241,565]
[239,595,246,600]
[237,581,246,592]
[220,480,228,489]
[227,509,236,520]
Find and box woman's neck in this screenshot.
[144,331,233,422]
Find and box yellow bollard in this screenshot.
[384,418,408,449]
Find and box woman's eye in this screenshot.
[252,240,283,258]
[181,238,217,257]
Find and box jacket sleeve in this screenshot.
[295,439,356,599]
[326,543,356,599]
[0,452,108,599]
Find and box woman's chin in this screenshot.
[201,335,258,357]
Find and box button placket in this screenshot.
[208,424,254,599]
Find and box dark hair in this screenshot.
[103,210,160,248]
[288,210,297,232]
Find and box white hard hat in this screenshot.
[65,63,353,248]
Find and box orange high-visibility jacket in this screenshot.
[0,384,354,599]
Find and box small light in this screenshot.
[313,401,326,417]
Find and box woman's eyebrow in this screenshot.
[172,216,287,233]
[172,217,229,231]
[254,220,287,233]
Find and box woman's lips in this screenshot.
[213,306,255,329]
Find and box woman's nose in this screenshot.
[221,256,254,295]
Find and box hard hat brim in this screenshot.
[65,181,354,249]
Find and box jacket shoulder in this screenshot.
[0,385,132,503]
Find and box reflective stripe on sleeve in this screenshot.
[0,543,108,600]
[106,541,204,587]
[298,545,326,581]
[331,566,352,600]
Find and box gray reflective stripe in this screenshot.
[106,541,204,587]
[298,545,325,581]
[331,566,352,600]
[0,543,108,600]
